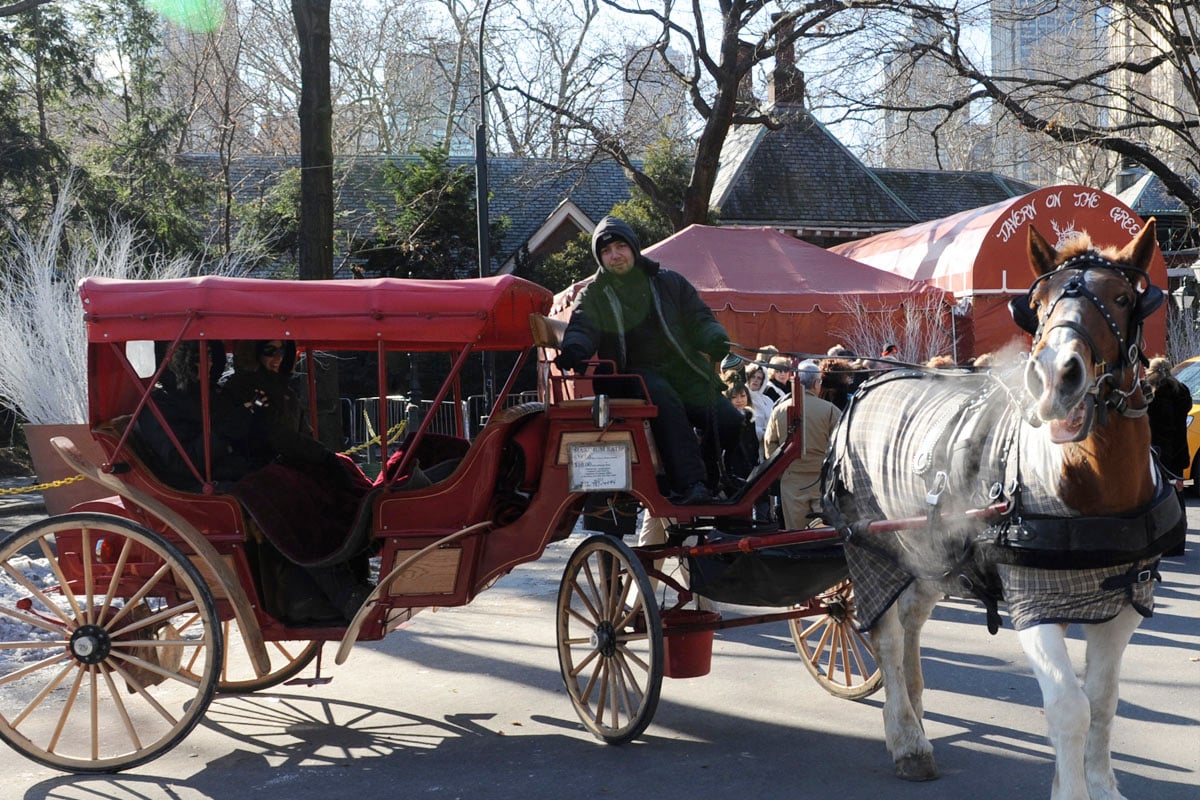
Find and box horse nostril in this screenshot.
[1024,358,1044,399]
[1061,355,1085,392]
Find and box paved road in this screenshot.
[0,496,1196,800]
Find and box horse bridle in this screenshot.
[1020,253,1157,419]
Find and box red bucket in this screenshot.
[661,608,721,678]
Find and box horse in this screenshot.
[821,219,1184,800]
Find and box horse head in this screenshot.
[1012,219,1163,445]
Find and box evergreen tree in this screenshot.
[356,147,506,280]
[0,4,94,222]
[524,138,706,293]
[76,0,209,255]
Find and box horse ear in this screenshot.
[1027,225,1058,277]
[1114,217,1158,273]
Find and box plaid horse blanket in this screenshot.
[823,369,1160,632]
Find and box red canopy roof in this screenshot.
[641,225,947,312]
[80,274,553,351]
[830,185,1167,356]
[553,225,951,355]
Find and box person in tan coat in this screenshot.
[763,360,842,529]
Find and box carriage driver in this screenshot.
[554,215,750,505]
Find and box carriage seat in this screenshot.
[529,312,567,349]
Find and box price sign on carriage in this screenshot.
[567,442,632,492]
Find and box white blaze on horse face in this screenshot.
[1025,315,1092,427]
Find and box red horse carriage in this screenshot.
[0,274,877,773]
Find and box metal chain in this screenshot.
[0,474,87,495]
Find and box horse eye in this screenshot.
[1113,294,1132,308]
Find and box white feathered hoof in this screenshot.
[894,753,939,781]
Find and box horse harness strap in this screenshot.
[992,469,1184,568]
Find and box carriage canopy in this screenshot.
[80,274,554,351]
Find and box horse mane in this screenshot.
[1053,232,1096,261]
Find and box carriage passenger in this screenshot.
[134,340,257,490]
[221,339,374,623]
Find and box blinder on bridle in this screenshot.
[1007,252,1164,370]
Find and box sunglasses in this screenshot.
[261,344,283,357]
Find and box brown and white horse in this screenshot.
[823,220,1182,800]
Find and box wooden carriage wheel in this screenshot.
[788,579,882,700]
[177,616,319,695]
[556,534,662,744]
[0,513,221,773]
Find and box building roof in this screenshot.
[712,105,914,234]
[1116,171,1199,258]
[1116,170,1196,216]
[873,168,1035,221]
[711,103,1033,237]
[183,154,633,274]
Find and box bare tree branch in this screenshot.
[0,0,52,18]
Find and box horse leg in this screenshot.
[1017,622,1090,800]
[1081,607,1140,800]
[873,581,941,781]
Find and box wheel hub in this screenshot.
[823,597,849,623]
[69,624,112,665]
[590,621,617,657]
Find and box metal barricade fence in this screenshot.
[347,395,471,457]
[466,391,540,437]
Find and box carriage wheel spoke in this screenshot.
[103,561,173,631]
[2,562,75,627]
[98,663,143,751]
[573,565,603,622]
[47,665,87,754]
[98,536,136,620]
[38,536,86,623]
[109,599,197,640]
[12,659,76,728]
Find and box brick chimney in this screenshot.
[735,40,757,111]
[769,12,805,107]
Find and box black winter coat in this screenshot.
[560,256,728,405]
[1148,375,1193,475]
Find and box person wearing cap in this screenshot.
[555,215,747,505]
[761,354,793,405]
[763,360,842,529]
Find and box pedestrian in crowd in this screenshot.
[761,354,793,404]
[1146,356,1191,557]
[818,357,859,411]
[743,362,774,452]
[764,360,842,529]
[723,381,761,481]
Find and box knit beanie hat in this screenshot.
[591,216,642,268]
